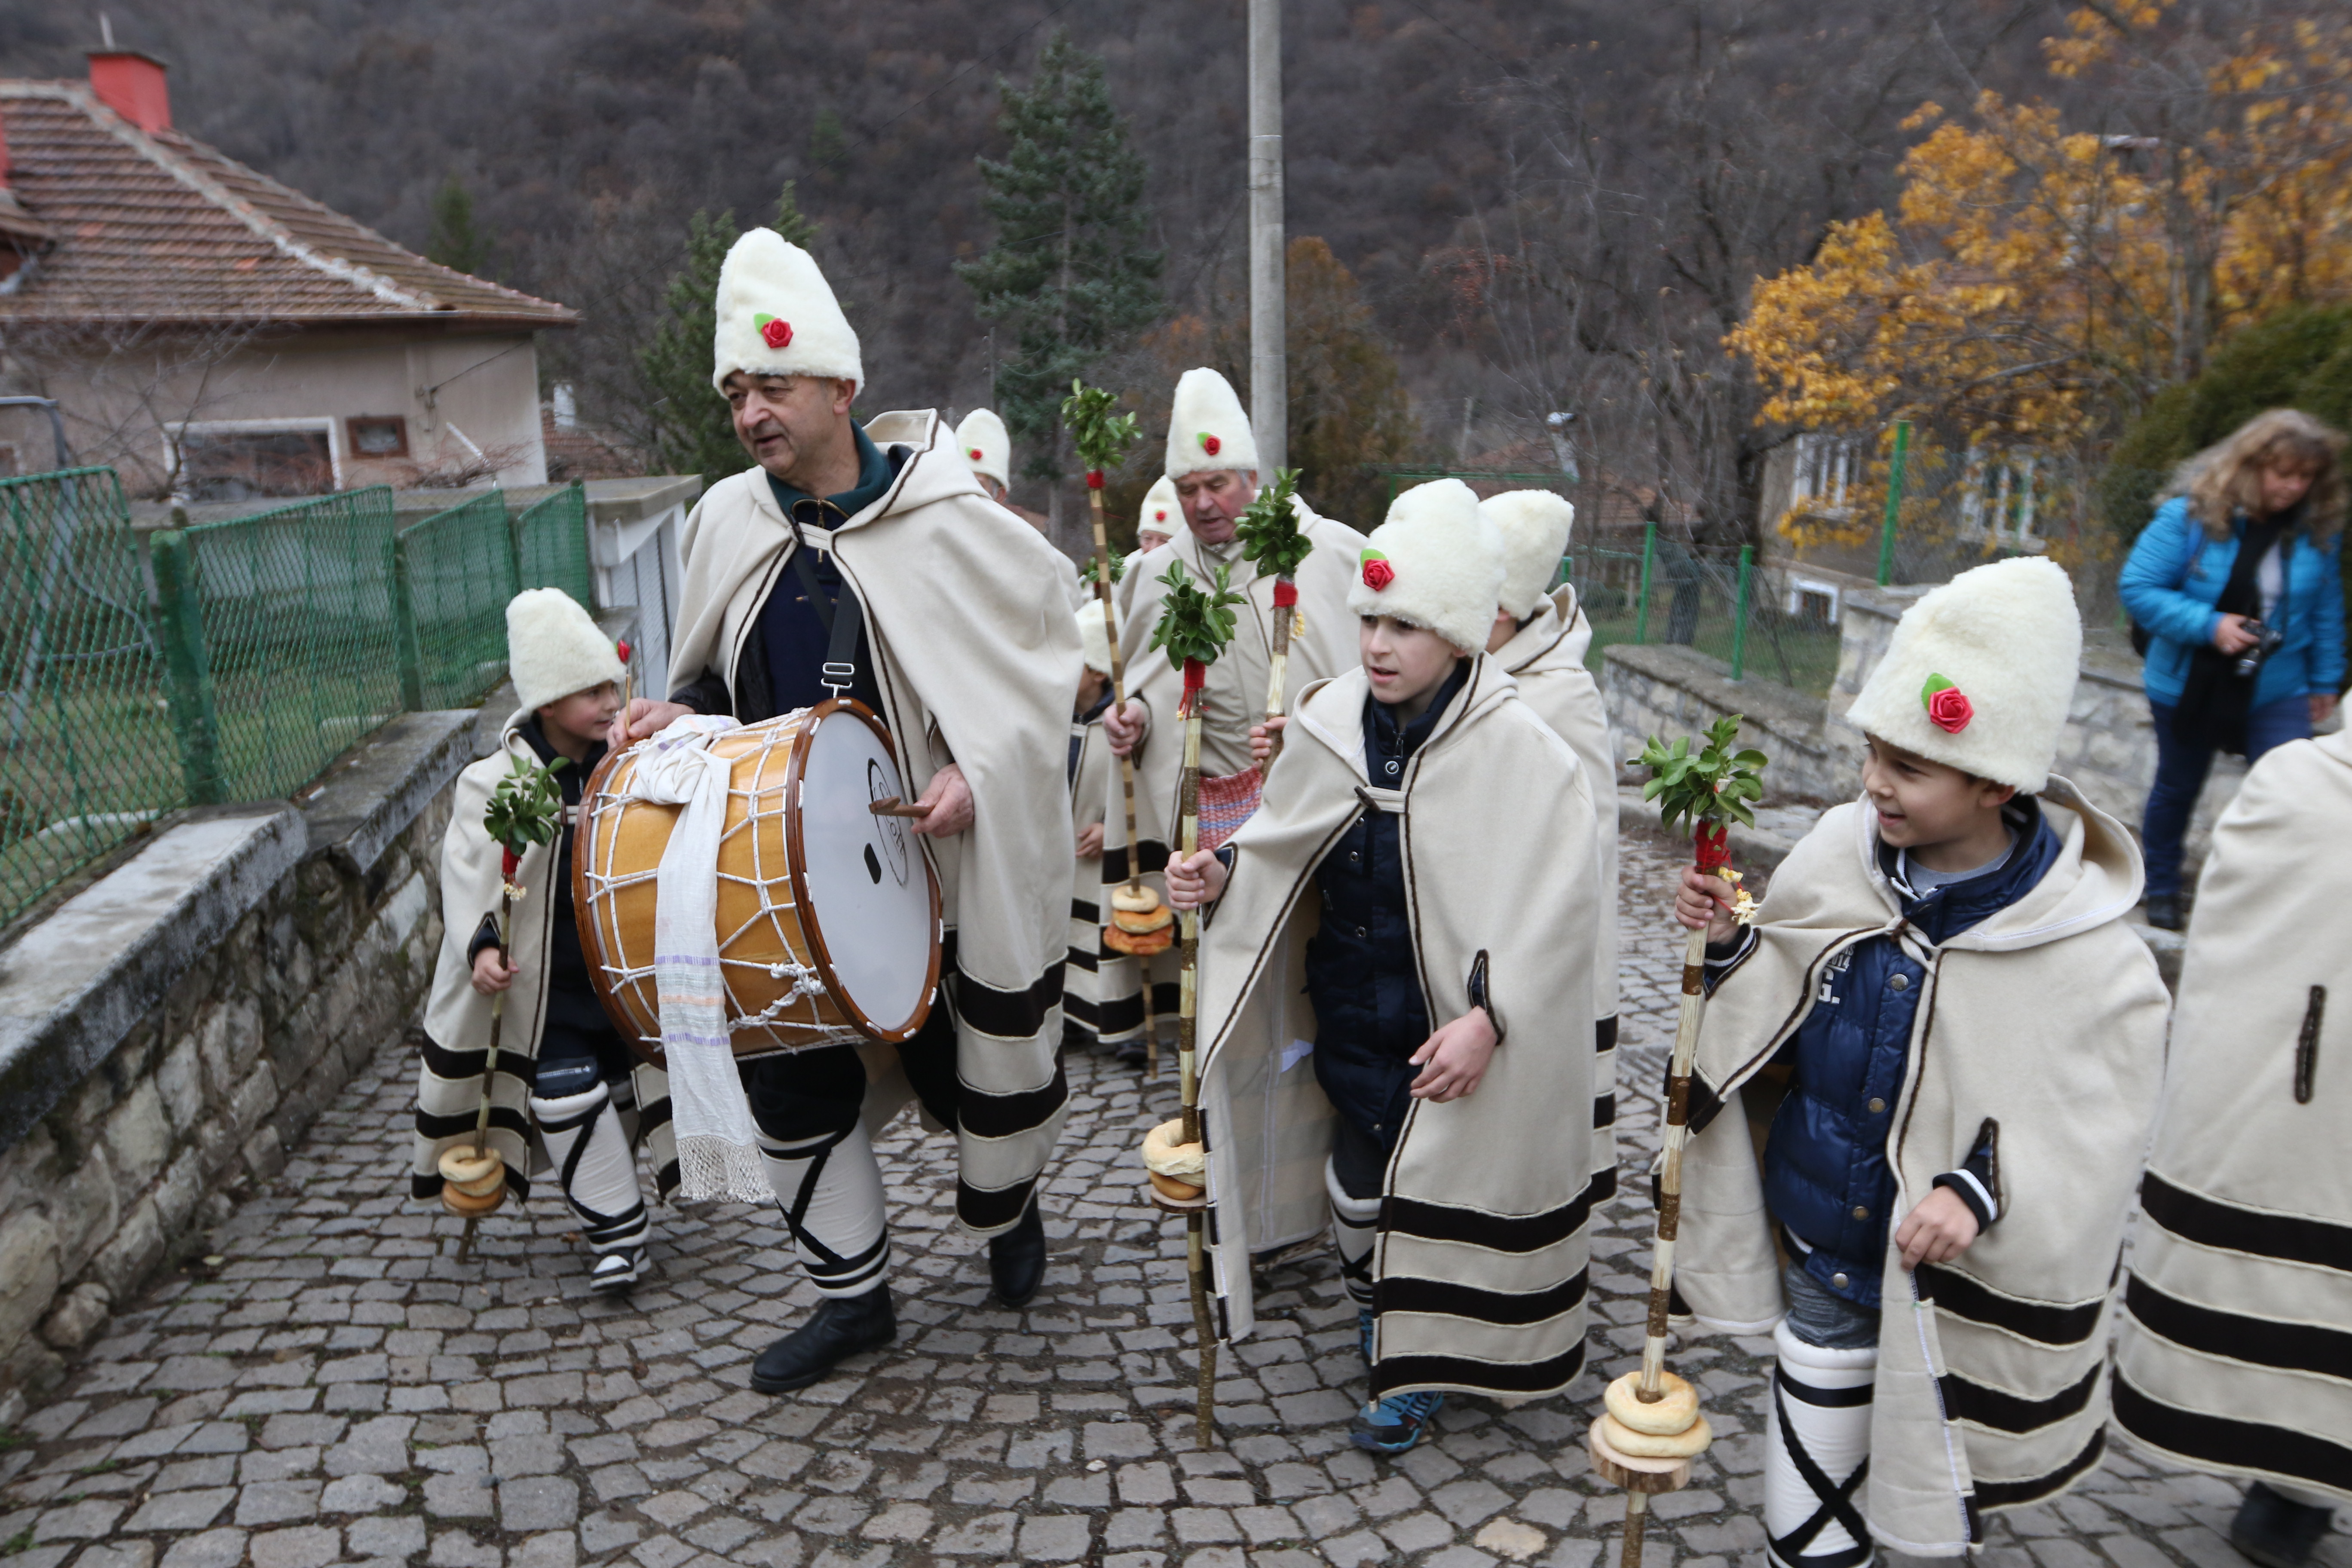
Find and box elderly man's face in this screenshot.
[723,373,854,484]
[1172,469,1259,546]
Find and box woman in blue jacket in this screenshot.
[2117,409,2346,928]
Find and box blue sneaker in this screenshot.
[1350,1389,1446,1455]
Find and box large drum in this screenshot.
[574,700,942,1062]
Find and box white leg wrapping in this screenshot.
[1766,1319,1879,1568]
[758,1123,890,1298]
[1326,1158,1381,1311]
[532,1081,650,1260]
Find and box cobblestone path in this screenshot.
[2,830,2342,1568]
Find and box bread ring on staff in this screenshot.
[1148,1170,1206,1202]
[442,1182,505,1217]
[1600,1411,1711,1458]
[439,1149,503,1190]
[1605,1370,1700,1435]
[1103,923,1174,956]
[1142,1119,1206,1180]
[1111,884,1164,915]
[1112,904,1174,934]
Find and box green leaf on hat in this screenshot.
[1920,673,1956,707]
[754,312,777,328]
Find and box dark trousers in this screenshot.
[2142,696,2310,898]
[739,1003,962,1142]
[1329,1114,1392,1204]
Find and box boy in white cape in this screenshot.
[1671,558,2169,1564]
[1168,479,1605,1456]
[412,590,675,1291]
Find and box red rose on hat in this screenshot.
[1360,550,1394,591]
[969,447,983,460]
[1921,674,1973,733]
[1199,433,1221,456]
[761,318,793,350]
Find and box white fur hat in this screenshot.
[1164,368,1259,479]
[957,407,1011,490]
[1844,556,2081,792]
[1344,478,1505,653]
[1077,603,1117,677]
[709,228,863,393]
[507,588,625,714]
[1481,490,1575,620]
[1137,475,1179,540]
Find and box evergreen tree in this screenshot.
[956,31,1162,521]
[426,176,493,277]
[637,185,822,487]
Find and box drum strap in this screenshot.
[787,526,869,700]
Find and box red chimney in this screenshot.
[87,51,171,134]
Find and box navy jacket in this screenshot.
[1301,661,1472,1152]
[1717,798,2057,1307]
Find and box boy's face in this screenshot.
[1360,616,1461,708]
[1075,665,1108,714]
[540,682,622,746]
[1862,735,2015,851]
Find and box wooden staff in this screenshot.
[1088,474,1162,1078]
[454,879,514,1265]
[1176,659,1215,1449]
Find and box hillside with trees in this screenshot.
[11,0,2321,549]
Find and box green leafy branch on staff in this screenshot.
[1234,468,1309,578]
[1636,715,1767,833]
[484,754,568,861]
[1062,380,1142,473]
[1148,561,1244,671]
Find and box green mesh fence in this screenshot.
[1560,545,1649,671]
[515,481,594,607]
[397,491,518,710]
[175,488,405,802]
[0,469,179,931]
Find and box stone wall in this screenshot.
[1599,643,1847,800]
[0,712,476,1421]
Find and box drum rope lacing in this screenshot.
[580,718,867,1055]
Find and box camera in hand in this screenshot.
[2233,619,2285,679]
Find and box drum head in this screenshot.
[788,702,941,1040]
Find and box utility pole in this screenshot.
[1247,0,1286,474]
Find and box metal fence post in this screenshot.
[391,532,426,711]
[150,529,225,805]
[1876,420,1912,588]
[1729,545,1755,681]
[1634,522,1657,643]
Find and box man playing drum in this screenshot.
[614,230,1080,1392]
[1096,368,1367,1061]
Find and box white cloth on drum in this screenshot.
[620,715,772,1202]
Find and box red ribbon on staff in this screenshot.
[501,847,521,877]
[1180,658,1207,718]
[1086,469,1105,490]
[1693,823,1730,872]
[1272,579,1298,607]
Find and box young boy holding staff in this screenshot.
[1670,558,2168,1565]
[411,589,677,1290]
[1166,478,1607,1456]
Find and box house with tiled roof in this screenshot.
[0,51,577,498]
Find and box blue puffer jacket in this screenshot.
[1303,662,1470,1152]
[2118,496,2346,710]
[1758,799,2061,1308]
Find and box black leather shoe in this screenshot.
[2144,894,2184,931]
[2230,1481,2337,1568]
[989,1198,1047,1308]
[748,1288,894,1393]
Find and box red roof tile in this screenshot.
[0,81,576,329]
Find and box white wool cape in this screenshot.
[2113,728,2352,1504]
[710,229,863,392]
[1196,658,1607,1400]
[1678,783,2168,1553]
[1494,583,1620,1195]
[1844,556,2081,793]
[507,588,624,714]
[665,410,1080,1236]
[1093,497,1369,1043]
[1061,700,1116,1046]
[1345,478,1505,654]
[412,716,677,1203]
[1165,367,1259,479]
